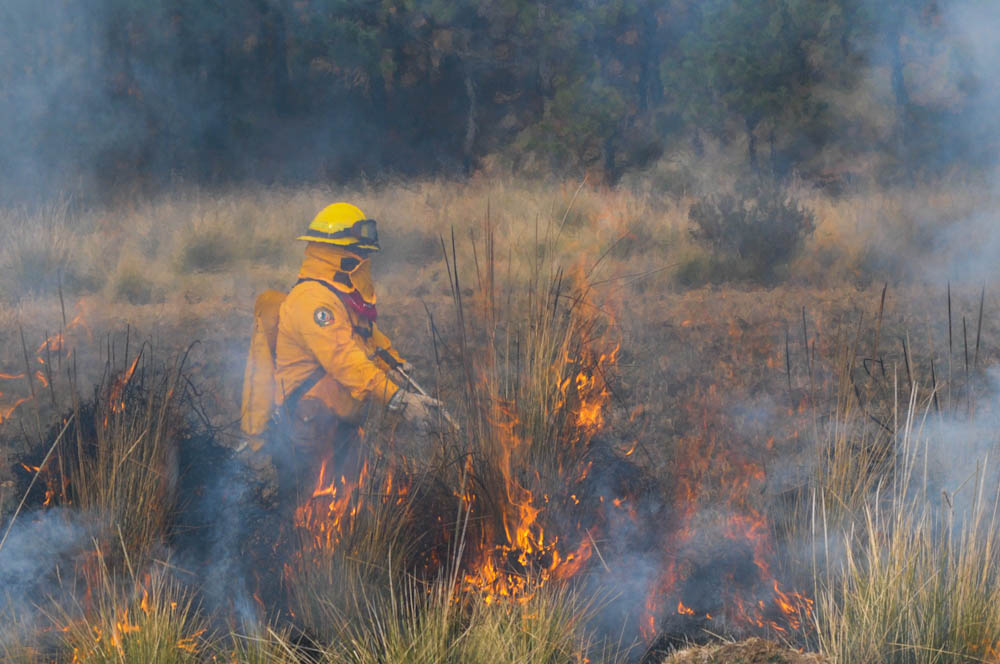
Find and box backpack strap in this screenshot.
[294,277,375,339]
[280,366,326,418]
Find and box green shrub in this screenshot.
[688,180,815,284]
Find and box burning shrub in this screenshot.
[686,180,815,285]
[431,225,632,609]
[281,457,422,641]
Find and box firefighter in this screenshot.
[240,202,446,499]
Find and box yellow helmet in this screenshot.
[297,202,380,251]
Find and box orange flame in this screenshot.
[109,354,141,414]
[1,304,90,425]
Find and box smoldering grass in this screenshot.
[57,348,187,573]
[0,600,46,663]
[52,556,209,664]
[282,459,420,642]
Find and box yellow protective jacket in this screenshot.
[274,244,402,423]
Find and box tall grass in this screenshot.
[59,347,187,572]
[811,380,1000,663]
[326,575,607,664]
[282,460,418,642]
[55,558,208,664]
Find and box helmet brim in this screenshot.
[297,235,380,251]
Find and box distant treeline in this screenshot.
[2,0,995,198]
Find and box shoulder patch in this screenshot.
[313,306,334,327]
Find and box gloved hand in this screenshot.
[389,390,447,433]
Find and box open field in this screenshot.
[2,177,1000,662]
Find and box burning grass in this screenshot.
[3,180,1000,662]
[55,561,207,664]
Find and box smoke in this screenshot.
[0,508,99,640]
[174,454,262,631]
[911,366,1000,513]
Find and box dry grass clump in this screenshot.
[0,203,104,301]
[56,349,187,571]
[55,561,207,664]
[111,258,159,305]
[224,575,612,664]
[806,376,1000,664]
[662,637,826,664]
[227,627,302,663]
[321,572,610,664]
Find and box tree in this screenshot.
[667,0,841,172]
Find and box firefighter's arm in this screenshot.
[292,291,400,405]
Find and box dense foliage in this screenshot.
[687,181,816,284]
[2,0,994,198]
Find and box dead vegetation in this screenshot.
[1,178,1000,662]
[662,638,826,664]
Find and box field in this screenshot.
[2,176,1000,663]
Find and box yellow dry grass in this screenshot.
[2,176,999,663]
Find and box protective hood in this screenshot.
[298,242,376,304]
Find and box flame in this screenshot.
[1,305,90,425]
[176,629,205,654]
[461,336,617,604]
[0,396,32,425]
[109,354,141,414]
[289,455,379,569]
[639,320,816,642]
[289,269,619,610]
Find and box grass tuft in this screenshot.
[56,560,207,664]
